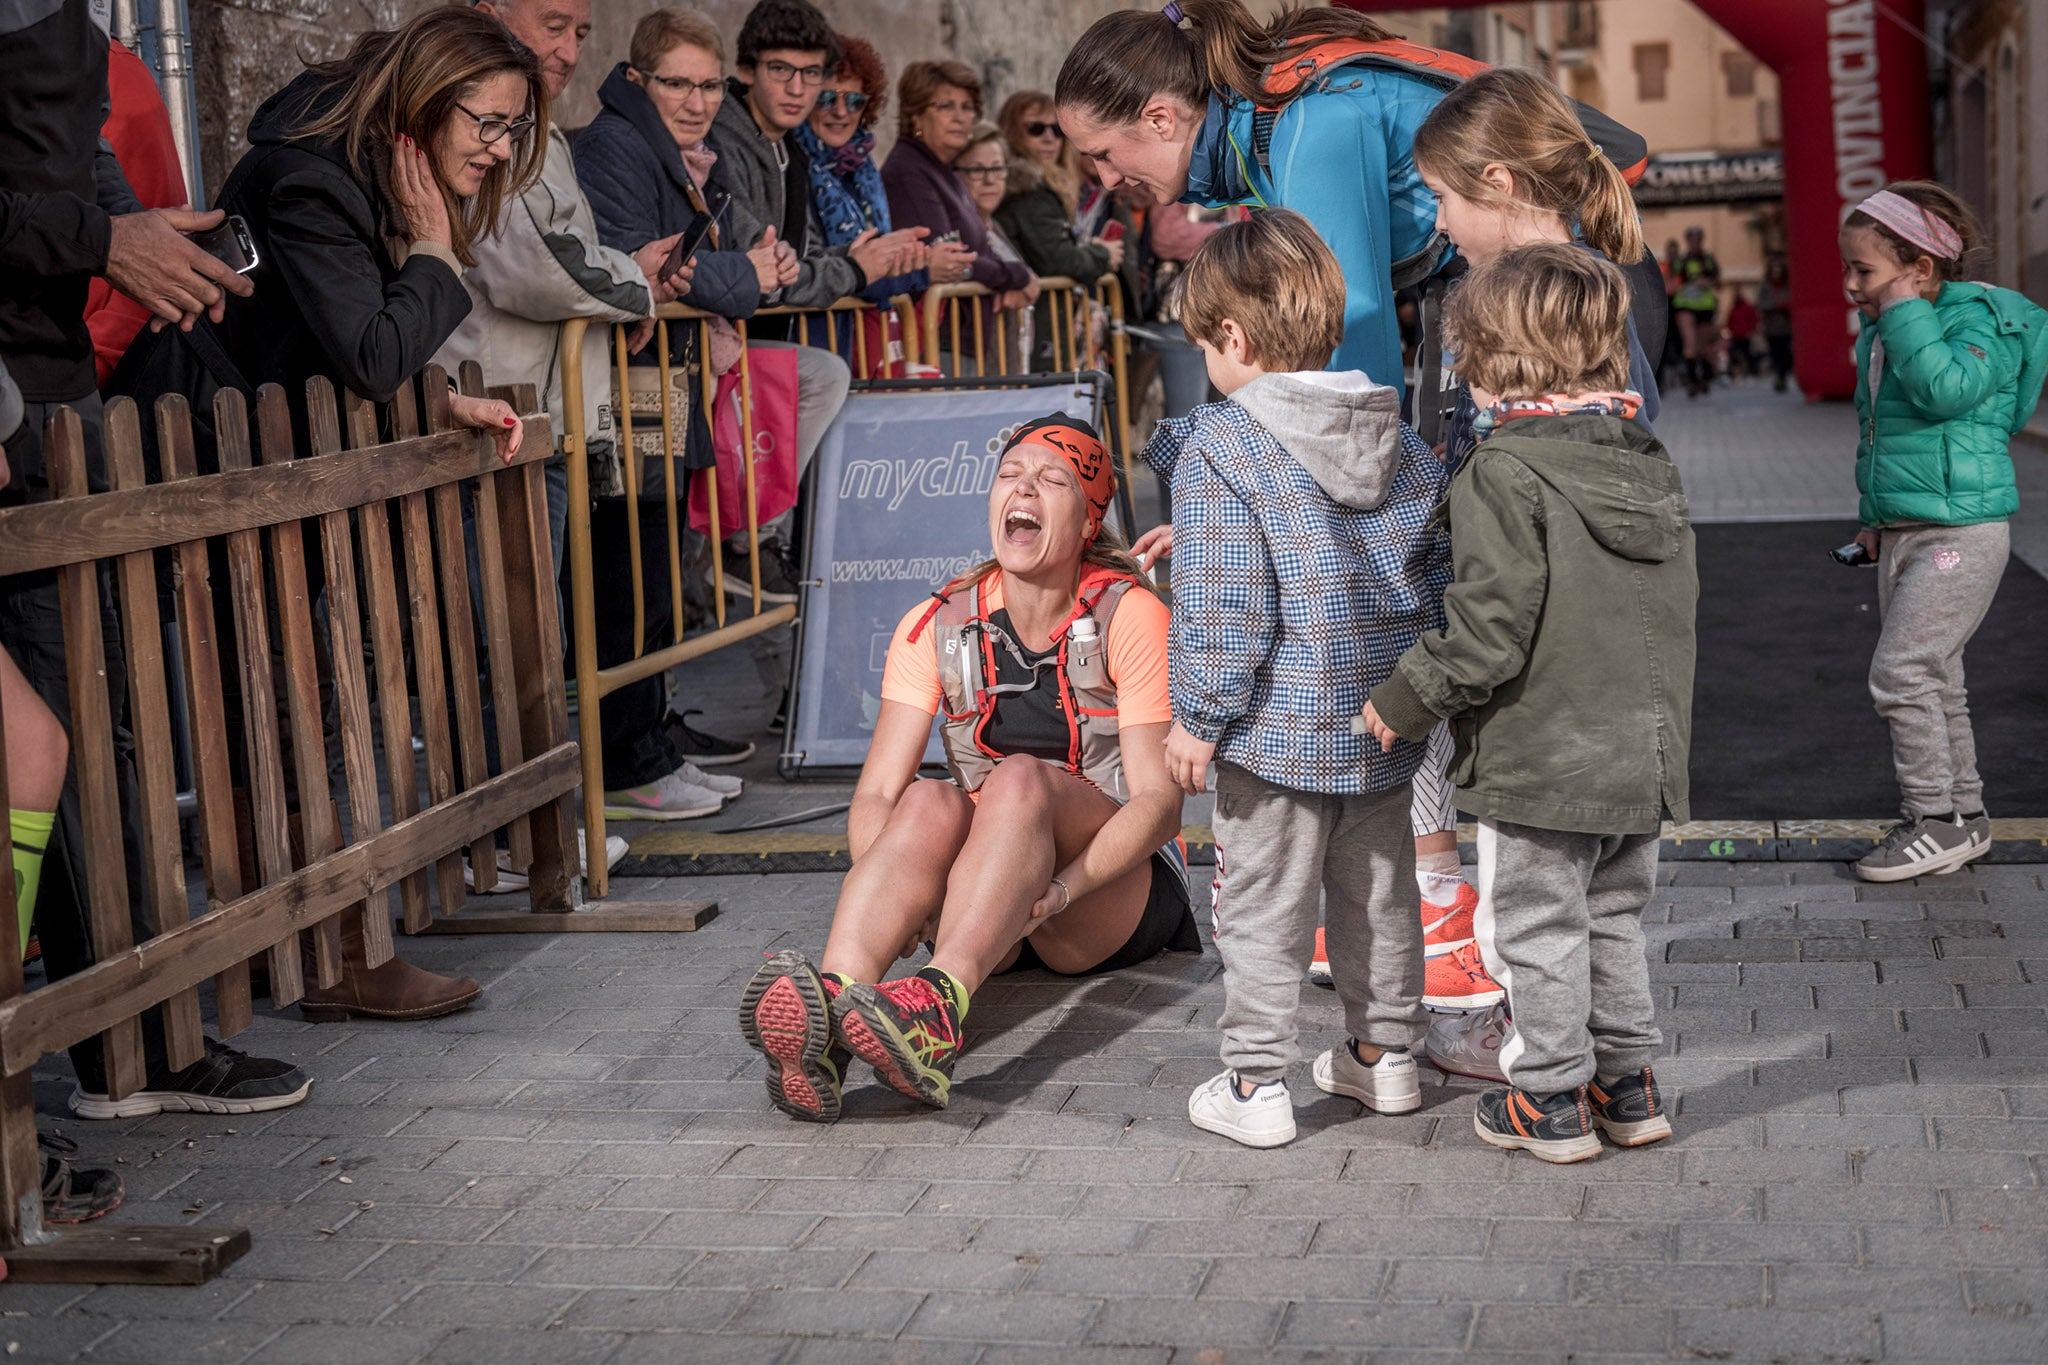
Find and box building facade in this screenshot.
[1931,0,2045,302]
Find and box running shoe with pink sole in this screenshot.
[739,951,846,1123]
[1423,942,1505,1011]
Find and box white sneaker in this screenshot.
[674,758,743,798]
[1187,1070,1297,1148]
[1425,1003,1513,1083]
[466,832,630,892]
[1312,1041,1422,1114]
[602,770,726,821]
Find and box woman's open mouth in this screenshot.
[1001,507,1042,546]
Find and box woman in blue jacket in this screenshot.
[1056,0,1653,399]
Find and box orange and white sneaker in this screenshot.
[1421,882,1478,959]
[1423,942,1505,1011]
[1309,928,1333,989]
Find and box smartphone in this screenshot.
[1098,220,1126,244]
[663,191,729,281]
[1830,541,1876,567]
[190,214,259,274]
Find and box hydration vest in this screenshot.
[1248,37,1652,289]
[906,569,1140,800]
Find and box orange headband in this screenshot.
[1005,414,1114,543]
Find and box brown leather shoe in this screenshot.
[298,909,481,1023]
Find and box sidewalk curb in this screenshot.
[617,819,2048,874]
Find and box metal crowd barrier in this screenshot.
[917,273,1138,501]
[0,369,576,1280]
[559,296,913,899]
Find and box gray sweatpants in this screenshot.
[1473,820,1662,1095]
[1871,521,2008,819]
[1211,763,1426,1084]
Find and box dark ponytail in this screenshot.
[1055,0,1390,126]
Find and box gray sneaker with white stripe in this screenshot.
[1855,814,1979,882]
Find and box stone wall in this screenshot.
[188,0,1135,198]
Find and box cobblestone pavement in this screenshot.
[1653,382,1860,525]
[6,860,2047,1363]
[7,388,2048,1361]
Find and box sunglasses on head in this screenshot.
[815,89,869,112]
[1024,121,1062,139]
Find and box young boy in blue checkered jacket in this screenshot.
[1143,210,1452,1149]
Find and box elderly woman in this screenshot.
[739,416,1197,1122]
[953,125,1037,369]
[882,60,1033,305]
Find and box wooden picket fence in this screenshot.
[0,367,576,1281]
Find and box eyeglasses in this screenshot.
[760,58,827,87]
[815,89,869,112]
[1024,121,1062,139]
[452,101,535,145]
[638,69,724,100]
[957,164,1007,181]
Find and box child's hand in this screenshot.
[1164,722,1216,794]
[1359,701,1398,753]
[1132,523,1173,570]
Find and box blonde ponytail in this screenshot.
[1577,149,1646,265]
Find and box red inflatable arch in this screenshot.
[1337,0,1932,399]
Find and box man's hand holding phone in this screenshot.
[106,206,257,333]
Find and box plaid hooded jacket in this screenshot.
[1147,371,1451,795]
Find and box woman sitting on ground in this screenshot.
[739,416,1197,1122]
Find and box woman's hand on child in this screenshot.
[1163,722,1216,795]
[1132,523,1173,570]
[448,393,522,463]
[1359,701,1398,753]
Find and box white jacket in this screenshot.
[435,125,650,454]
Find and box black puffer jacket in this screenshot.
[114,71,473,449]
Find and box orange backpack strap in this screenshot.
[1250,37,1649,189]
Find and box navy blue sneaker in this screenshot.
[1589,1067,1673,1146]
[1473,1083,1601,1163]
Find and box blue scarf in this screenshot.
[792,122,890,247]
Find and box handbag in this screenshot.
[687,343,801,538]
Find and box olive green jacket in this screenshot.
[1369,413,1698,834]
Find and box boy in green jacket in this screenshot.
[1362,244,1697,1163]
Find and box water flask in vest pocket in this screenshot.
[937,624,982,708]
[1067,615,1107,691]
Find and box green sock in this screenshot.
[9,808,53,949]
[914,965,971,1022]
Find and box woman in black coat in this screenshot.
[112,8,549,1023]
[118,8,542,455]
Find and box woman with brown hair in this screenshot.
[113,7,547,1026]
[882,59,1032,303]
[739,415,1195,1123]
[119,6,542,452]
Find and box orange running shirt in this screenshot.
[880,573,1172,732]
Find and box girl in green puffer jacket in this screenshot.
[1840,181,2048,884]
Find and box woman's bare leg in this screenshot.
[821,779,974,983]
[928,756,1152,992]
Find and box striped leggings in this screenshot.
[1409,721,1457,838]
